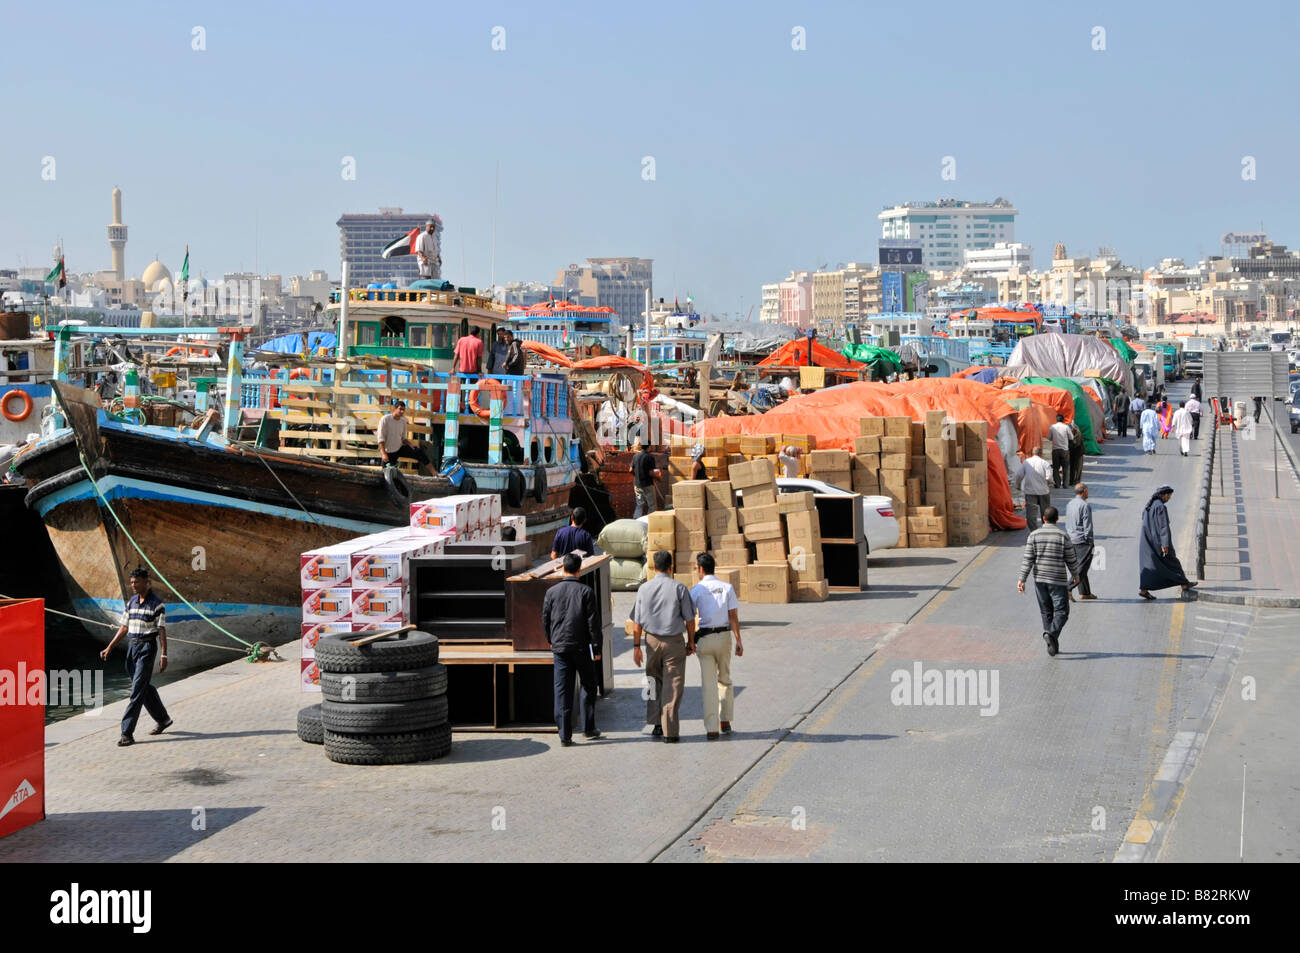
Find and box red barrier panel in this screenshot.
[0,598,44,839]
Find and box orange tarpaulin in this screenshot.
[571,355,646,371]
[756,339,864,370]
[952,365,998,380]
[520,340,573,367]
[692,377,1035,529]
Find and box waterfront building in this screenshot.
[879,198,1017,271]
[555,258,653,327]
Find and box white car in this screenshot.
[737,477,900,552]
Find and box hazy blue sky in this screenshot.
[3,0,1297,316]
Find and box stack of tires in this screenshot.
[300,629,452,765]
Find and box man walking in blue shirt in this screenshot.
[100,568,172,746]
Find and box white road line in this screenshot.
[1195,616,1250,626]
[1192,638,1222,646]
[1193,627,1224,634]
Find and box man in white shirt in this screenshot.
[1048,415,1072,488]
[777,445,802,479]
[689,553,743,740]
[1185,395,1203,439]
[1019,447,1053,530]
[414,219,439,279]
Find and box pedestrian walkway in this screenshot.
[1197,409,1300,607]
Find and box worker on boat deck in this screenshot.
[415,219,439,279]
[100,567,172,747]
[454,327,485,377]
[377,401,434,475]
[502,330,527,376]
[488,326,510,374]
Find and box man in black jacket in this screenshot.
[543,553,602,746]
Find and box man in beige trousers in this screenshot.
[630,550,696,742]
[689,553,743,739]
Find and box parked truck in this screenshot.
[1181,337,1215,377]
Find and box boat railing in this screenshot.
[342,288,500,310]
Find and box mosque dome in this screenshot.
[141,259,171,289]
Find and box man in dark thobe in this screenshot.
[1138,485,1196,600]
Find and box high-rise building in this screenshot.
[337,208,439,288]
[963,242,1033,277]
[778,272,814,329]
[555,258,652,326]
[759,283,781,324]
[878,198,1017,272]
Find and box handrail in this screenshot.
[343,288,501,310]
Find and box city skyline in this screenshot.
[3,1,1296,314]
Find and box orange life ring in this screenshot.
[289,368,310,380]
[2,389,33,422]
[467,377,507,419]
[165,347,182,357]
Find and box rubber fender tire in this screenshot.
[504,467,527,508]
[319,664,447,703]
[323,723,453,765]
[383,465,412,509]
[297,703,324,745]
[532,463,547,502]
[320,696,449,735]
[460,473,477,495]
[314,630,439,675]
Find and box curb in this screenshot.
[1187,589,1300,609]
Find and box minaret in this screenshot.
[107,187,128,280]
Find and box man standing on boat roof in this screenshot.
[377,401,435,475]
[100,567,173,747]
[415,219,439,279]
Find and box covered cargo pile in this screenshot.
[1003,333,1134,397]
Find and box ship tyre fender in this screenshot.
[504,467,526,508]
[320,696,449,734]
[383,465,412,509]
[459,473,477,495]
[319,664,447,703]
[1,390,33,422]
[314,630,440,674]
[297,704,324,745]
[323,723,452,765]
[532,463,547,502]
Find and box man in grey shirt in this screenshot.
[377,401,433,475]
[630,550,696,742]
[1065,483,1096,600]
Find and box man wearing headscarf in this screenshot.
[777,444,801,478]
[1139,404,1159,454]
[688,443,707,481]
[1138,485,1195,599]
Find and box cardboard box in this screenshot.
[301,621,352,660]
[853,472,881,494]
[674,507,707,533]
[924,409,948,438]
[880,452,909,471]
[714,547,750,568]
[741,485,777,508]
[895,517,909,549]
[740,502,781,529]
[410,496,474,533]
[674,572,696,588]
[924,493,947,514]
[913,505,940,517]
[701,436,726,453]
[301,658,321,693]
[745,520,784,543]
[672,480,709,509]
[823,469,852,491]
[923,460,946,492]
[924,438,956,467]
[908,515,947,534]
[350,587,406,624]
[787,551,824,582]
[675,528,709,552]
[853,434,881,455]
[880,436,911,455]
[859,417,885,436]
[909,454,927,476]
[906,478,923,508]
[793,579,829,602]
[500,514,527,541]
[674,551,705,571]
[808,449,851,470]
[705,481,735,510]
[742,563,791,603]
[910,532,948,548]
[729,457,775,489]
[782,433,817,452]
[714,533,746,550]
[349,536,446,587]
[955,442,965,464]
[706,507,739,538]
[754,538,787,562]
[786,511,821,551]
[739,435,775,455]
[884,416,911,437]
[647,510,676,534]
[946,498,986,516]
[854,452,881,473]
[944,464,988,487]
[717,567,742,589]
[911,421,926,446]
[962,421,989,460]
[880,468,908,500]
[668,456,692,480]
[647,530,676,553]
[301,586,353,624]
[778,490,816,513]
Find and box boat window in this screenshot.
[409,325,428,348]
[356,323,378,346]
[380,316,406,347]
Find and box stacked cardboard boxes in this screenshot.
[806,449,852,491]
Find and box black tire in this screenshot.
[314,630,439,674]
[319,664,447,703]
[532,463,547,502]
[297,704,324,745]
[383,465,412,509]
[460,473,478,494]
[323,724,453,765]
[504,467,527,508]
[321,696,449,734]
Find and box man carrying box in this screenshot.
[690,553,744,739]
[630,550,697,742]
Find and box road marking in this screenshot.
[1195,616,1249,626]
[734,545,997,815]
[1191,638,1221,646]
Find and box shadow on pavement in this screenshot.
[1056,651,1213,661]
[0,807,262,862]
[874,556,958,568]
[446,737,550,760]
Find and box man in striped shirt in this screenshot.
[1016,507,1081,657]
[100,568,172,746]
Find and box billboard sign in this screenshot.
[879,240,923,267]
[905,272,929,313]
[882,272,905,313]
[1202,351,1289,399]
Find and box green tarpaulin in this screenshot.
[1021,376,1104,455]
[841,344,903,378]
[1109,338,1137,363]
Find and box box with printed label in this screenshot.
[740,485,777,508]
[300,542,366,589]
[781,433,817,452]
[793,579,829,602]
[728,457,775,489]
[301,587,353,623]
[674,508,707,534]
[647,510,676,534]
[880,436,912,455]
[853,434,881,455]
[859,417,885,436]
[784,510,822,550]
[787,551,825,583]
[647,530,676,553]
[739,435,775,455]
[674,528,709,552]
[671,480,709,509]
[822,470,852,491]
[754,538,787,562]
[706,507,739,538]
[410,497,474,533]
[301,621,352,660]
[910,532,948,548]
[704,481,735,510]
[884,416,911,437]
[880,452,909,471]
[906,478,923,508]
[879,469,908,500]
[907,515,947,535]
[808,449,850,471]
[713,548,750,568]
[924,438,956,467]
[944,463,988,487]
[742,563,791,604]
[854,453,881,473]
[713,533,746,550]
[350,536,447,587]
[500,514,527,541]
[853,472,881,494]
[350,587,405,625]
[301,658,321,693]
[744,520,784,543]
[778,491,816,513]
[716,568,742,590]
[739,503,781,529]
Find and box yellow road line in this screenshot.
[736,545,999,814]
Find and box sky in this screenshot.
[3,0,1298,318]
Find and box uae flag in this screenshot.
[46,257,66,289]
[381,228,420,259]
